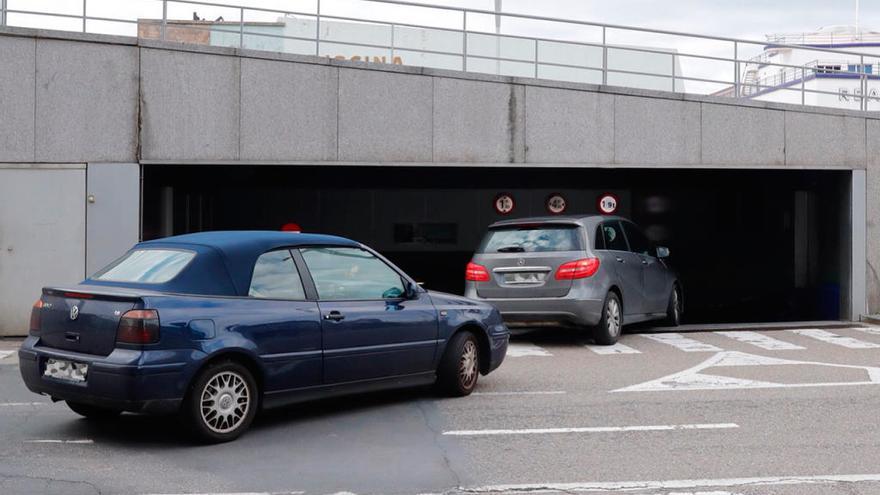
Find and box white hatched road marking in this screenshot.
[442,423,738,436]
[852,326,880,336]
[790,329,880,349]
[641,333,722,352]
[24,439,94,444]
[0,350,13,360]
[714,331,804,350]
[506,342,552,357]
[454,473,880,493]
[0,402,49,407]
[586,342,642,355]
[472,391,566,396]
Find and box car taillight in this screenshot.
[465,262,491,282]
[29,299,43,336]
[555,258,601,280]
[116,309,160,344]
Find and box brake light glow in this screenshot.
[555,258,601,280]
[29,299,43,336]
[465,262,491,282]
[116,309,160,344]
[63,292,94,299]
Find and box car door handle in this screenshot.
[324,311,345,322]
[615,257,625,263]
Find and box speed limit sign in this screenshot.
[597,193,619,215]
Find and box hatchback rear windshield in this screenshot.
[93,249,195,283]
[478,225,583,253]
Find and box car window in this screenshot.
[599,221,628,251]
[248,250,306,300]
[478,225,583,253]
[301,247,404,300]
[622,222,654,256]
[594,226,605,250]
[93,249,195,283]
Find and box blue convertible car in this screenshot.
[19,231,508,442]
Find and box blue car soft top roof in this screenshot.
[89,231,360,297]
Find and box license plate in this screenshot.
[505,272,545,284]
[44,358,88,383]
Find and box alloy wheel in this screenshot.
[200,371,251,434]
[459,340,478,389]
[607,298,621,337]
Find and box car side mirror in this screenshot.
[656,246,670,259]
[404,280,420,299]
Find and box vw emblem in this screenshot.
[69,305,79,321]
[517,258,526,266]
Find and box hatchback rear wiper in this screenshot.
[497,246,526,252]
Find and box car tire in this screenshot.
[66,401,122,419]
[593,292,622,345]
[183,360,258,444]
[666,285,682,327]
[436,331,480,397]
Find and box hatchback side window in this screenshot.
[600,221,628,251]
[249,250,307,300]
[594,226,606,250]
[622,222,655,257]
[301,247,405,301]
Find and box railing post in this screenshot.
[315,0,321,57]
[534,38,538,78]
[733,41,739,98]
[161,0,167,41]
[390,23,395,62]
[462,11,467,71]
[601,26,607,85]
[670,53,675,92]
[801,67,805,105]
[239,7,244,49]
[1,0,6,27]
[82,0,87,32]
[861,55,866,111]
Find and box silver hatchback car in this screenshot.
[464,215,682,345]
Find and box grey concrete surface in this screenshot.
[785,112,867,168]
[867,120,880,315]
[34,40,138,163]
[240,59,338,161]
[4,326,880,494]
[0,36,35,162]
[614,95,701,165]
[140,48,240,161]
[338,69,433,162]
[524,86,614,164]
[433,78,525,163]
[701,103,785,166]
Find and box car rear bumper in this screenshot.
[472,297,604,328]
[18,336,196,414]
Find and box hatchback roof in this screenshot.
[141,230,357,251]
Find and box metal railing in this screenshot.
[2,0,878,112]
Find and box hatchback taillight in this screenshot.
[465,262,491,282]
[555,258,601,280]
[29,299,43,336]
[116,309,160,344]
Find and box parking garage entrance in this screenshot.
[142,165,855,324]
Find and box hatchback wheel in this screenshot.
[184,361,258,443]
[666,286,682,326]
[66,401,122,419]
[594,292,622,345]
[437,332,480,397]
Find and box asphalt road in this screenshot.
[3,325,880,495]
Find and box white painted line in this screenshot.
[442,423,738,436]
[0,350,13,360]
[472,391,566,396]
[456,473,880,493]
[715,331,804,350]
[0,402,49,407]
[24,439,93,444]
[790,329,880,349]
[641,333,722,352]
[586,342,642,355]
[506,342,553,357]
[851,326,880,336]
[614,351,880,393]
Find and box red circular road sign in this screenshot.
[545,193,567,215]
[597,193,619,215]
[493,193,515,215]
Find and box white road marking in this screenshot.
[24,439,94,444]
[851,326,880,336]
[506,342,552,357]
[641,333,722,352]
[472,391,566,396]
[0,350,13,360]
[614,351,880,392]
[586,342,642,355]
[790,329,880,349]
[442,423,738,436]
[714,331,804,350]
[456,473,880,493]
[0,402,48,407]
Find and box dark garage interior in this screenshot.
[142,165,853,324]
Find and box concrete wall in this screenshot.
[0,26,879,316]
